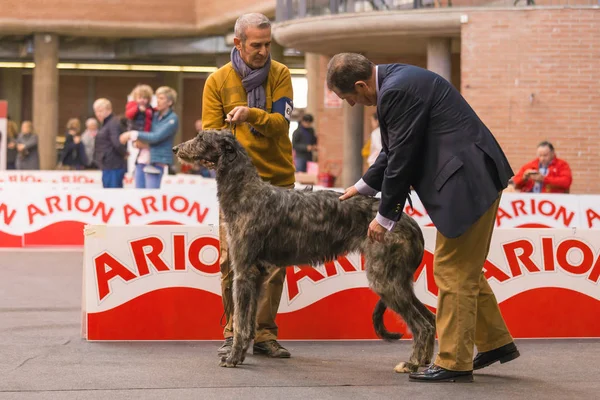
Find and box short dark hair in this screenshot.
[301,114,314,123]
[326,53,374,94]
[538,141,555,152]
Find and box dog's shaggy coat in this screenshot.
[174,130,436,372]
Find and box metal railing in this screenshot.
[276,0,599,22]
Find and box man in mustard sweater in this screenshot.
[202,13,295,358]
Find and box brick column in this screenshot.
[33,33,59,170]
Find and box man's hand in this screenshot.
[339,186,359,201]
[7,142,15,149]
[368,219,387,243]
[17,144,25,152]
[524,168,538,178]
[530,173,544,183]
[225,106,250,124]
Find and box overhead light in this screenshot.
[0,62,306,75]
[181,66,218,73]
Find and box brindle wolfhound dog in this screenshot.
[173,129,436,372]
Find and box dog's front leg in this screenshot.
[220,265,261,368]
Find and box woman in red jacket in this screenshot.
[512,141,572,193]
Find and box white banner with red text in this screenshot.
[2,179,600,247]
[81,225,600,340]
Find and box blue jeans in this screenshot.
[134,163,164,189]
[295,157,309,173]
[102,168,126,188]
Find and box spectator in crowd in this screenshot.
[59,118,88,170]
[4,119,19,170]
[15,121,40,170]
[512,141,572,193]
[93,98,127,188]
[292,114,317,172]
[367,112,382,166]
[81,117,99,169]
[120,86,179,189]
[125,84,158,188]
[202,12,295,359]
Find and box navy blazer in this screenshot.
[363,64,514,238]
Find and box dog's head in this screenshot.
[173,129,238,169]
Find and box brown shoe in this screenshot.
[253,340,291,358]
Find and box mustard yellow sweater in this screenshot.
[202,60,295,187]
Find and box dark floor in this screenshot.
[1,249,598,400]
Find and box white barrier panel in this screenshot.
[0,170,216,189]
[82,225,600,341]
[1,181,599,247]
[0,184,219,246]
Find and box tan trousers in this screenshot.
[433,194,514,371]
[219,184,292,344]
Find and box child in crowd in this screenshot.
[125,84,160,177]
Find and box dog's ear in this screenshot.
[220,132,238,154]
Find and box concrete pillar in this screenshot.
[33,33,59,170]
[163,72,184,148]
[270,40,285,63]
[305,52,320,116]
[427,38,452,82]
[0,69,23,123]
[342,102,364,187]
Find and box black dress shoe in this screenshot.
[473,342,520,370]
[409,364,473,383]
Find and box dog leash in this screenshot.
[229,121,237,137]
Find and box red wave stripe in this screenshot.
[23,221,86,246]
[86,286,600,341]
[499,287,600,338]
[0,231,23,247]
[21,220,185,247]
[87,287,225,340]
[515,223,552,228]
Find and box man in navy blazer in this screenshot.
[327,53,520,383]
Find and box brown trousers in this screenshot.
[219,184,292,344]
[433,194,514,371]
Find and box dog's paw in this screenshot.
[394,361,418,373]
[219,355,238,368]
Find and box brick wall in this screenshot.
[1,0,196,24]
[19,73,205,147]
[461,9,600,194]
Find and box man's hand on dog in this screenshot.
[339,186,359,201]
[225,106,250,124]
[368,219,387,243]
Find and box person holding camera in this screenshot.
[512,141,572,193]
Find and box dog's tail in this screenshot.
[372,299,403,341]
